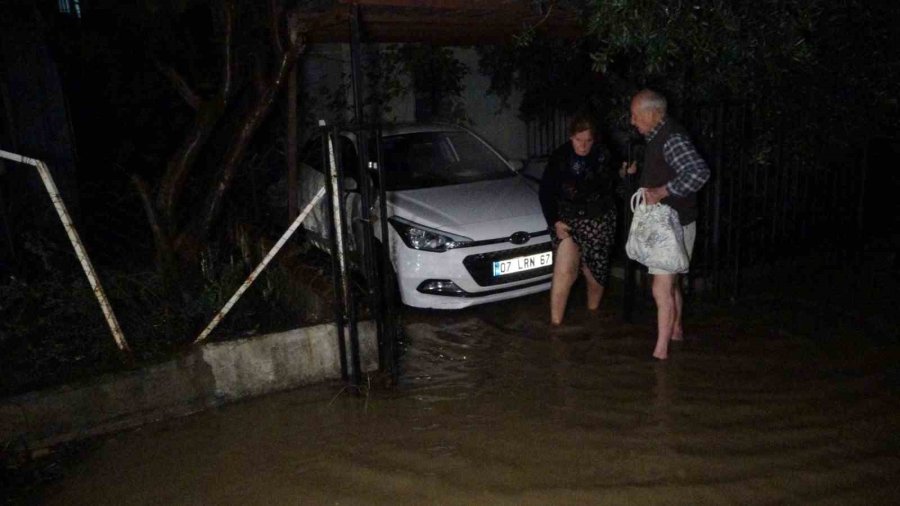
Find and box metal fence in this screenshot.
[526,109,570,159]
[678,102,865,300]
[526,102,868,303]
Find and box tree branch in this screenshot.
[155,0,235,224]
[130,172,169,257]
[156,97,227,224]
[219,0,236,101]
[152,57,200,110]
[181,24,308,246]
[270,0,284,55]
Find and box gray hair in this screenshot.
[635,89,667,115]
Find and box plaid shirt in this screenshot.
[646,119,710,197]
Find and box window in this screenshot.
[380,131,513,191]
[300,137,323,173]
[58,0,81,18]
[300,135,359,179]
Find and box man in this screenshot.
[624,89,710,360]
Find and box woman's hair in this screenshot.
[568,113,596,137]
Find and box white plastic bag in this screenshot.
[625,189,689,273]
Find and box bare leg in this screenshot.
[671,276,684,341]
[550,238,581,325]
[582,264,605,311]
[651,274,677,359]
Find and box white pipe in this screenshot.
[0,149,130,352]
[194,186,327,344]
[325,134,350,308]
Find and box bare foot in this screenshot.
[652,341,669,359]
[671,328,684,341]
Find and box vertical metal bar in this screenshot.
[711,106,724,298]
[349,4,366,127]
[772,128,783,249]
[328,127,361,388]
[0,150,130,353]
[732,104,747,300]
[622,141,636,322]
[322,126,348,380]
[698,109,712,297]
[366,158,388,371]
[344,3,368,387]
[856,143,868,261]
[375,126,399,381]
[287,67,298,220]
[791,148,801,248]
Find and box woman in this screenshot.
[539,114,620,325]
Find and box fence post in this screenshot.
[0,149,130,354]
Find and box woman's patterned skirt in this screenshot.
[551,209,617,286]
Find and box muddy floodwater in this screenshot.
[40,281,900,505]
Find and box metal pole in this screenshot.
[732,104,747,301]
[344,3,368,388]
[327,126,362,387]
[622,141,636,323]
[374,127,399,381]
[856,142,868,263]
[0,150,130,353]
[322,126,349,380]
[348,4,374,385]
[287,67,298,220]
[723,105,736,300]
[711,107,724,298]
[193,186,326,344]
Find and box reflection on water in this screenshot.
[44,294,900,505]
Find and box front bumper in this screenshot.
[391,231,553,309]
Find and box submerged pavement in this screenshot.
[33,278,900,505]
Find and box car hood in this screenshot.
[386,176,547,240]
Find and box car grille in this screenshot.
[462,242,553,287]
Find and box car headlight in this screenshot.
[389,217,473,252]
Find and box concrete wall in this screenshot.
[0,322,377,452]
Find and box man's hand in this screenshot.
[554,221,571,240]
[645,185,669,205]
[619,161,638,178]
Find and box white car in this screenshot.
[297,124,552,309]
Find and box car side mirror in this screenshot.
[508,159,524,172]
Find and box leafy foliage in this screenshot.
[308,44,470,125]
[480,0,898,146]
[580,0,898,143]
[0,245,334,397]
[584,0,818,100]
[477,37,597,120]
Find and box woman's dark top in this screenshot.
[539,141,619,228]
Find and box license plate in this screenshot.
[492,251,553,276]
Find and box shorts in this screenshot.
[647,221,696,275]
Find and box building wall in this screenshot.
[453,47,527,163]
[297,44,528,163]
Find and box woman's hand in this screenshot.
[554,221,572,240]
[619,162,637,178]
[644,185,669,205]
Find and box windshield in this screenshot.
[378,131,514,191]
